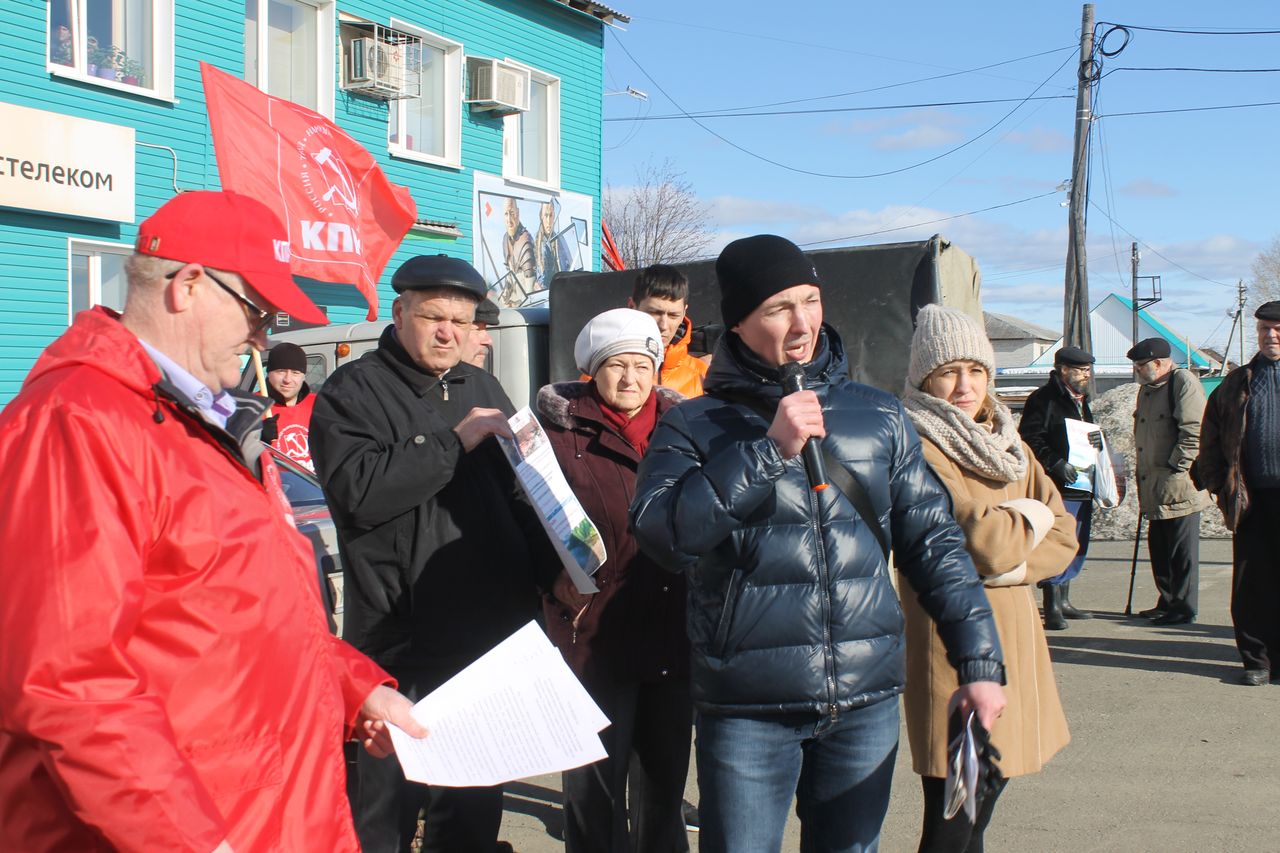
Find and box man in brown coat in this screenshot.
[1195,301,1280,685]
[1127,337,1212,626]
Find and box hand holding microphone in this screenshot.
[770,362,828,492]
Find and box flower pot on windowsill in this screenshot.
[95,66,118,80]
[122,75,139,85]
[87,63,98,76]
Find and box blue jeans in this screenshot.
[695,697,900,853]
[1042,498,1091,585]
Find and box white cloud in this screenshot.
[873,125,964,151]
[1001,127,1071,154]
[1118,179,1177,199]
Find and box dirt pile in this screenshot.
[1085,382,1229,541]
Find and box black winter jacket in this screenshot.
[629,327,1004,716]
[1018,371,1095,501]
[310,326,557,673]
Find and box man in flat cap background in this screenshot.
[1127,337,1212,626]
[0,190,423,853]
[1195,301,1280,685]
[630,234,1005,853]
[1018,345,1101,630]
[310,254,559,850]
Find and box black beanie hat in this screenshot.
[266,342,307,373]
[716,235,821,328]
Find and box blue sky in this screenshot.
[600,1,1280,354]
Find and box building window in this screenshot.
[388,21,461,167]
[244,0,334,114]
[47,0,174,98]
[69,241,130,321]
[503,65,560,188]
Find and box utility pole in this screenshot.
[1221,280,1246,375]
[1063,3,1095,353]
[1130,241,1140,345]
[1238,280,1247,367]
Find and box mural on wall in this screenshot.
[473,171,592,308]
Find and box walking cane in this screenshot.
[1124,515,1143,616]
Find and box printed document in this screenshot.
[1064,418,1102,492]
[497,407,605,594]
[388,622,609,787]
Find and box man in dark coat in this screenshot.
[1195,301,1280,685]
[310,254,558,852]
[629,235,1006,853]
[1018,346,1098,630]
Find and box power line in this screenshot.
[796,191,1061,247]
[1099,100,1280,118]
[604,95,1073,122]
[1113,65,1280,72]
[1086,202,1237,289]
[608,30,1074,180]
[628,16,1068,86]
[1096,22,1280,36]
[693,47,1075,115]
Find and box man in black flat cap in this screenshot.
[310,255,558,851]
[1127,337,1211,625]
[1018,345,1100,630]
[1195,301,1280,685]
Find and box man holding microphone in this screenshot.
[630,234,1005,853]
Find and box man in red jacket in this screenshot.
[0,190,425,853]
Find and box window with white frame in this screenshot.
[388,21,461,167]
[503,66,560,187]
[244,0,334,113]
[47,0,174,98]
[69,241,130,321]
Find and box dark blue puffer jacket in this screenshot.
[630,327,1004,716]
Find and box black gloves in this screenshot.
[1053,460,1078,485]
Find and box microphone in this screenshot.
[779,361,828,492]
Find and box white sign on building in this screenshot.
[0,101,135,223]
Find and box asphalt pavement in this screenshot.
[498,536,1279,852]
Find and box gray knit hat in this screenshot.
[906,304,995,389]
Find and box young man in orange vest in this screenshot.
[627,264,708,398]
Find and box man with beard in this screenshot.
[1018,346,1100,630]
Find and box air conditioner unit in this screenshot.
[466,57,530,115]
[346,37,408,98]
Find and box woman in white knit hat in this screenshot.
[537,308,693,853]
[899,304,1076,852]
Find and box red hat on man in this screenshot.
[135,191,328,326]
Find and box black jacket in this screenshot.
[629,327,1003,716]
[1018,371,1095,501]
[310,326,557,673]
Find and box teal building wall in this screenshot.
[0,0,605,404]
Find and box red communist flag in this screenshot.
[201,62,415,320]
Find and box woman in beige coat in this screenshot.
[900,305,1077,853]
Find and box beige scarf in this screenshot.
[902,387,1028,484]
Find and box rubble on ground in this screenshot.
[1085,383,1229,541]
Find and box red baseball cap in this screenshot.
[135,191,328,325]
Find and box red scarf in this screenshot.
[593,385,659,454]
